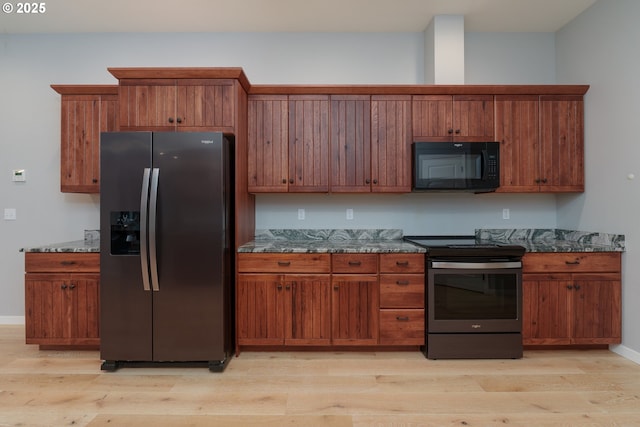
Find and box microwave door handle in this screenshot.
[481,149,489,180]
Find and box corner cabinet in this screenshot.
[495,94,584,192]
[236,252,424,353]
[522,252,621,346]
[51,85,119,193]
[24,252,100,349]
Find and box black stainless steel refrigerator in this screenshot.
[99,132,233,372]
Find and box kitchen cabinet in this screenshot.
[236,254,331,347]
[378,254,425,346]
[495,95,584,192]
[330,95,372,192]
[370,95,413,192]
[288,95,330,191]
[247,95,289,192]
[331,254,379,345]
[522,252,621,345]
[412,95,494,142]
[24,252,100,349]
[51,85,118,193]
[117,79,236,132]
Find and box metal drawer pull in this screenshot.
[396,261,409,266]
[348,261,362,266]
[396,280,410,285]
[277,261,291,266]
[60,261,77,266]
[565,259,581,265]
[396,316,410,321]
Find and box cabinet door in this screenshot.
[119,80,177,130]
[522,274,572,345]
[371,96,412,192]
[236,274,286,345]
[330,95,371,192]
[25,273,99,346]
[288,95,329,191]
[452,95,494,141]
[539,95,584,192]
[60,94,118,193]
[175,79,235,132]
[412,95,452,140]
[331,274,379,345]
[248,95,289,192]
[285,275,331,345]
[494,95,540,192]
[570,273,621,344]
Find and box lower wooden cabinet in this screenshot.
[522,252,621,346]
[236,252,426,350]
[24,252,100,348]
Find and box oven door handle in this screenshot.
[430,261,522,269]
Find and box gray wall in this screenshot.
[555,0,640,359]
[0,29,565,326]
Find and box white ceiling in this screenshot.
[1,0,597,34]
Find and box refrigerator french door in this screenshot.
[99,132,233,372]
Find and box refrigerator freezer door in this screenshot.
[100,132,154,362]
[151,132,230,362]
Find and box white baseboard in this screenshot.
[611,344,640,365]
[0,316,25,325]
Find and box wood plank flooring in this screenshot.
[1,325,640,426]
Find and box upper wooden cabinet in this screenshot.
[412,95,494,141]
[495,95,584,192]
[247,95,289,192]
[51,85,119,193]
[117,79,236,132]
[289,95,330,192]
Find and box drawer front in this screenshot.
[379,309,425,345]
[523,252,621,273]
[25,252,100,273]
[379,274,425,308]
[380,254,425,273]
[237,253,331,273]
[332,254,378,274]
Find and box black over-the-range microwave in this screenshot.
[412,141,500,192]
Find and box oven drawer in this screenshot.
[523,252,621,273]
[380,254,424,273]
[379,309,425,345]
[379,274,424,308]
[332,254,378,273]
[237,253,331,273]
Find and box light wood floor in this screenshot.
[1,326,640,426]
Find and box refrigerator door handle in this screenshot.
[139,168,152,292]
[149,168,160,292]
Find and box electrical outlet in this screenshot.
[502,208,510,220]
[346,208,354,220]
[297,208,305,220]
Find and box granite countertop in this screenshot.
[20,240,100,253]
[238,228,626,254]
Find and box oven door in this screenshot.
[427,259,522,333]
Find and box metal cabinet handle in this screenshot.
[333,285,339,291]
[61,284,67,289]
[69,284,76,290]
[277,261,291,267]
[60,261,77,266]
[396,316,410,321]
[277,284,283,290]
[396,261,409,267]
[176,117,183,124]
[565,259,581,265]
[168,117,174,123]
[396,280,410,285]
[574,284,581,291]
[348,261,362,266]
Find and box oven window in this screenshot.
[432,272,518,320]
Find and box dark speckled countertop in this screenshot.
[238,228,625,254]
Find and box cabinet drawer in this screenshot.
[380,254,424,273]
[237,253,331,273]
[379,274,424,308]
[332,254,378,273]
[25,252,100,273]
[523,252,621,273]
[379,309,425,345]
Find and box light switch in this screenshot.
[4,208,16,220]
